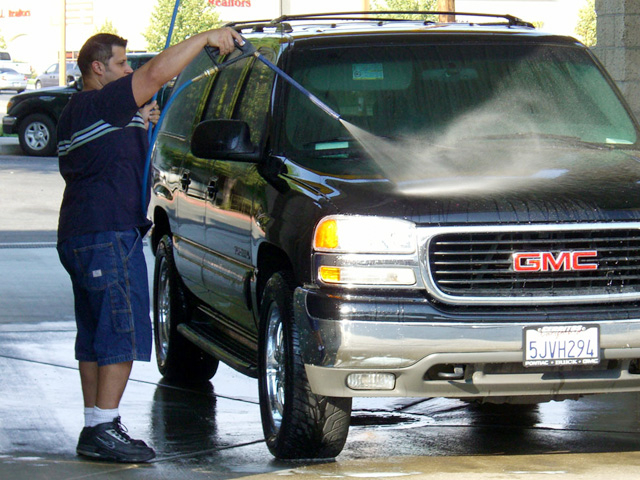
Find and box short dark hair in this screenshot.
[77,33,128,77]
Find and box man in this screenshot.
[56,27,243,463]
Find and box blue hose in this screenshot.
[147,0,181,144]
[142,0,181,214]
[141,77,193,213]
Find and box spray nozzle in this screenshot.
[203,36,257,71]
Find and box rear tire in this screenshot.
[258,272,351,459]
[153,235,218,383]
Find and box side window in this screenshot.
[203,57,251,121]
[159,50,214,138]
[233,48,276,146]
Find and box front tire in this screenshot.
[258,272,352,459]
[153,235,218,383]
[18,113,56,156]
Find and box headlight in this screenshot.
[318,265,416,285]
[314,216,416,254]
[313,216,418,287]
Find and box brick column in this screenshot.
[593,0,640,119]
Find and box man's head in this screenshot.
[77,33,133,88]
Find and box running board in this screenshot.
[177,323,258,377]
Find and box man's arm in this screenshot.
[131,27,244,107]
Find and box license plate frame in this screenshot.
[523,324,600,367]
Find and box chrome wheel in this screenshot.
[156,255,171,368]
[152,235,218,381]
[258,272,352,459]
[265,303,285,432]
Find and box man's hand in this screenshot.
[140,100,160,130]
[205,27,244,55]
[133,26,245,107]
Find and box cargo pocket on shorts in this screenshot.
[73,242,134,333]
[73,242,119,291]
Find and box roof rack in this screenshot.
[224,11,535,32]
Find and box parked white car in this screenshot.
[0,67,27,93]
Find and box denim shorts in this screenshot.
[57,228,152,366]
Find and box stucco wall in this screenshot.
[593,0,640,119]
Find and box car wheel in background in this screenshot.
[258,271,352,459]
[153,235,219,383]
[18,113,57,157]
[34,80,42,89]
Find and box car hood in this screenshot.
[10,85,75,101]
[289,141,640,225]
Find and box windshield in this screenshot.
[283,42,638,162]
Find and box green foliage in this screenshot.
[94,19,119,36]
[144,0,222,52]
[370,0,438,20]
[575,0,596,47]
[0,32,6,50]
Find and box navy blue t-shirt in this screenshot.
[57,74,152,242]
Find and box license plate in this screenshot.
[523,325,600,367]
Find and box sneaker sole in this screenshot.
[77,445,156,463]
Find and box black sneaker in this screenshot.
[76,417,155,463]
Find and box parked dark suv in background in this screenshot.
[148,12,640,459]
[2,53,155,156]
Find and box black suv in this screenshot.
[2,53,156,156]
[148,12,640,459]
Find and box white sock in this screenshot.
[84,407,94,427]
[91,406,119,427]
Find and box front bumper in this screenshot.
[2,115,17,134]
[293,287,640,399]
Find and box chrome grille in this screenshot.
[424,224,640,304]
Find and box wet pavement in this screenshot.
[3,149,640,479]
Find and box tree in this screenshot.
[94,19,119,36]
[575,0,596,47]
[144,0,222,52]
[0,32,6,50]
[370,0,438,20]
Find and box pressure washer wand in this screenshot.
[250,51,342,122]
[208,39,342,121]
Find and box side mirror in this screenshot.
[70,76,83,91]
[191,119,259,161]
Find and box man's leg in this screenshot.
[79,360,132,410]
[96,361,132,409]
[79,361,98,408]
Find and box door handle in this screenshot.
[180,172,191,192]
[207,177,219,200]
